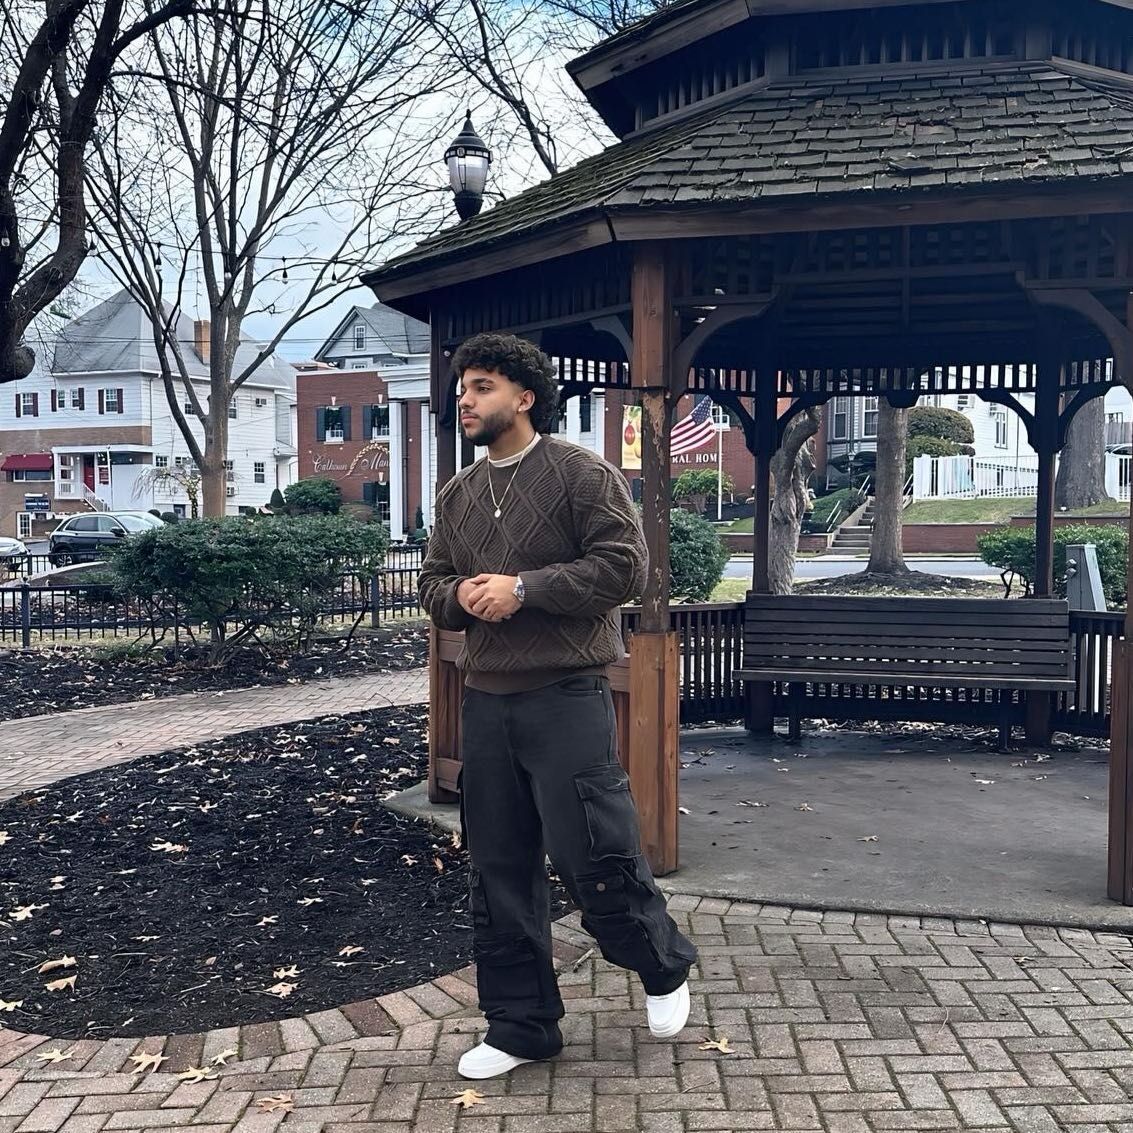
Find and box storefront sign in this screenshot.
[23,494,50,513]
[310,442,390,478]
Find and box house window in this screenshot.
[579,393,593,433]
[56,386,83,410]
[175,455,188,468]
[58,463,73,482]
[994,411,1009,449]
[103,388,120,413]
[18,392,37,417]
[228,399,238,419]
[352,362,369,370]
[253,461,266,484]
[224,459,235,482]
[353,324,366,350]
[10,468,51,481]
[254,396,268,408]
[318,405,350,443]
[956,394,972,411]
[369,404,390,438]
[226,485,236,498]
[155,455,169,469]
[831,397,849,440]
[184,398,194,415]
[862,396,879,439]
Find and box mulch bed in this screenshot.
[796,570,1004,598]
[0,626,429,722]
[0,705,572,1040]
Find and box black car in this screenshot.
[48,512,163,564]
[0,536,29,573]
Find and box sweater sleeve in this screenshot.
[520,459,647,617]
[417,480,474,631]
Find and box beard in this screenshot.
[461,409,512,447]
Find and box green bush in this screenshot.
[908,406,974,445]
[668,507,730,601]
[906,434,975,476]
[283,477,342,515]
[160,511,179,524]
[269,487,286,510]
[976,523,1128,604]
[808,487,864,530]
[109,514,389,660]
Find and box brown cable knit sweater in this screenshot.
[418,435,647,693]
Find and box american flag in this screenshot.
[671,395,717,457]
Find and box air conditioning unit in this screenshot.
[254,397,268,408]
[226,486,236,498]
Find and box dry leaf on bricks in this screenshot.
[451,1089,485,1109]
[176,1066,218,1083]
[129,1051,167,1074]
[699,1036,735,1054]
[211,1048,239,1066]
[254,1094,294,1113]
[36,1048,75,1064]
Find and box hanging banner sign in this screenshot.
[621,405,642,470]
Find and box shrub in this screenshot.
[906,434,975,476]
[908,406,974,445]
[668,507,730,601]
[109,514,389,661]
[268,487,286,510]
[283,477,342,515]
[160,511,179,524]
[672,470,734,516]
[976,523,1128,604]
[147,508,163,518]
[807,487,864,531]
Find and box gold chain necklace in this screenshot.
[486,448,529,519]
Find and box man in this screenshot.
[419,333,697,1081]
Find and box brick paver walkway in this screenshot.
[0,670,429,801]
[3,901,1133,1131]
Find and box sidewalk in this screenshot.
[0,670,429,801]
[3,900,1133,1132]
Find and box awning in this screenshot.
[1,453,52,472]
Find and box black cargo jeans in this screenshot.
[459,675,697,1061]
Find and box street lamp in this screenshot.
[444,111,491,221]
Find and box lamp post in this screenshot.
[444,111,491,221]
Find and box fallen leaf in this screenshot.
[973,779,996,786]
[0,832,9,846]
[44,976,77,992]
[678,806,690,815]
[796,803,814,813]
[433,857,445,873]
[10,904,48,922]
[254,1094,294,1113]
[129,1051,167,1074]
[858,835,879,843]
[38,956,77,974]
[699,1036,735,1054]
[0,999,24,1012]
[256,916,278,927]
[400,855,418,866]
[338,945,364,957]
[296,897,322,908]
[150,841,188,853]
[736,800,767,808]
[176,1066,218,1083]
[134,935,160,943]
[450,831,462,849]
[451,1088,485,1109]
[210,1048,239,1066]
[36,1048,75,1064]
[273,965,300,979]
[267,981,296,998]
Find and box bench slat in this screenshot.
[744,596,1068,615]
[735,668,1075,691]
[743,642,1073,667]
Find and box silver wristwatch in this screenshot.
[512,575,526,604]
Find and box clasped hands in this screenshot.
[457,573,521,623]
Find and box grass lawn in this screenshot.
[902,497,1130,524]
[728,516,754,533]
[710,577,749,602]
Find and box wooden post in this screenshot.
[747,361,777,733]
[628,243,680,874]
[431,308,457,490]
[1026,353,1060,744]
[1108,294,1133,903]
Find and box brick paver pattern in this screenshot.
[0,670,429,801]
[3,901,1133,1132]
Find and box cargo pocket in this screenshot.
[574,764,641,861]
[468,866,490,929]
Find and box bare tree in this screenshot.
[867,399,910,575]
[768,407,820,594]
[1056,397,1111,509]
[133,463,201,517]
[0,0,196,383]
[89,0,445,515]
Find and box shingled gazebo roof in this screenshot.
[366,63,1133,295]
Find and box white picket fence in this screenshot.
[913,454,1132,502]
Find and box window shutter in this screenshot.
[50,389,57,412]
[31,393,38,416]
[316,407,327,441]
[339,405,351,441]
[362,482,375,505]
[116,388,124,414]
[14,395,20,418]
[98,390,105,415]
[362,405,372,438]
[77,388,84,410]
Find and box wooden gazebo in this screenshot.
[365,0,1133,904]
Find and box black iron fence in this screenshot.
[1,565,425,648]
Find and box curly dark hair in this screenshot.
[451,333,559,434]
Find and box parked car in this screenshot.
[0,536,29,573]
[48,511,163,565]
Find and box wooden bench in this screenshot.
[736,596,1075,750]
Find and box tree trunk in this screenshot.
[1056,396,1110,509]
[768,406,820,595]
[867,399,910,574]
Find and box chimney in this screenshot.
[194,319,210,364]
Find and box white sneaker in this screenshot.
[646,981,691,1038]
[457,1042,536,1080]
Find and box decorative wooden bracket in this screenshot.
[1022,285,1133,390]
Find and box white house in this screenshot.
[0,290,297,535]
